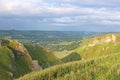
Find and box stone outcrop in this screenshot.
[88,34,117,47]
[7,39,42,71]
[31,60,42,71]
[0,40,1,47]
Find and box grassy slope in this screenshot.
[0,47,13,80]
[0,39,63,80]
[54,50,75,59]
[0,47,31,80]
[59,34,120,63]
[16,34,120,80]
[16,52,120,80]
[12,54,31,78]
[0,39,32,80]
[24,44,62,68]
[61,52,81,63]
[76,34,120,59]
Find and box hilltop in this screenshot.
[76,34,120,59]
[61,34,120,61]
[58,34,120,62]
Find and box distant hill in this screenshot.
[0,38,61,80]
[0,30,105,44]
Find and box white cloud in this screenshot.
[0,0,120,31]
[61,0,120,6]
[101,20,120,25]
[0,0,46,15]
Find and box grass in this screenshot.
[0,39,63,80]
[76,34,120,59]
[0,47,13,80]
[61,52,81,63]
[16,34,120,80]
[24,44,62,68]
[1,34,120,80]
[0,39,32,80]
[16,52,120,80]
[54,50,75,59]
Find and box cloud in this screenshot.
[101,20,120,25]
[0,0,120,31]
[61,0,120,7]
[0,0,56,15]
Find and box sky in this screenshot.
[0,0,120,32]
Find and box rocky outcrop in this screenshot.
[31,60,42,71]
[7,39,42,71]
[0,40,1,47]
[88,34,117,47]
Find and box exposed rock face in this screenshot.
[88,34,117,47]
[9,40,29,54]
[8,40,42,71]
[31,60,42,71]
[0,40,1,47]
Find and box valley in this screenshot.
[0,31,119,80]
[1,0,119,80]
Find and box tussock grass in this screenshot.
[17,52,120,80]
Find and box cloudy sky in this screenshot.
[0,0,120,32]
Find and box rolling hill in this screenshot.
[62,34,120,61]
[24,44,62,68]
[0,30,104,44]
[16,34,120,80]
[0,38,61,80]
[16,52,120,80]
[76,34,120,59]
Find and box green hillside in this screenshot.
[24,44,62,68]
[76,34,120,59]
[0,47,14,80]
[1,34,120,80]
[16,34,120,80]
[61,52,81,63]
[0,39,62,80]
[16,52,120,80]
[0,39,32,80]
[61,34,120,63]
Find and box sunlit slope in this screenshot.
[60,34,120,62]
[17,52,120,80]
[76,34,120,59]
[16,34,120,80]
